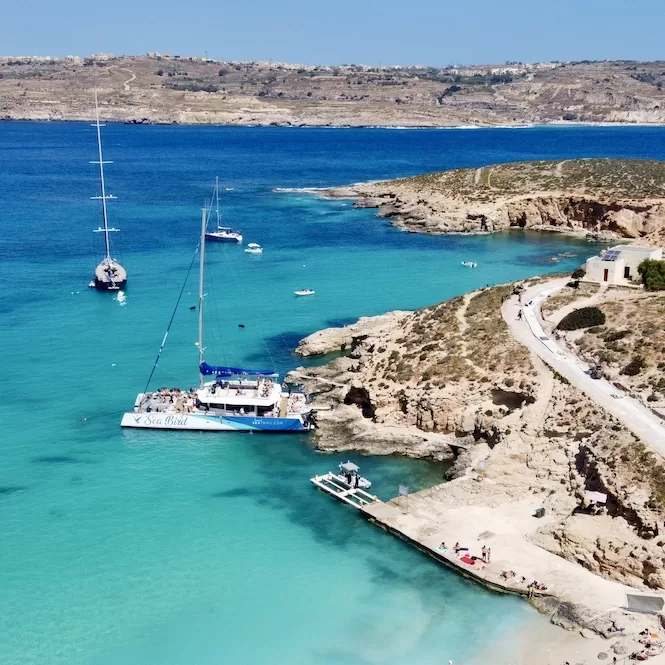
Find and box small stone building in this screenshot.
[585,244,663,285]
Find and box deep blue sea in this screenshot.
[1,123,665,665]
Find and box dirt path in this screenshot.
[454,292,487,376]
[555,159,569,177]
[116,67,136,90]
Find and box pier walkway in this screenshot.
[361,493,638,611]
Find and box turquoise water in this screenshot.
[2,123,665,665]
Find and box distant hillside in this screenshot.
[1,55,665,126]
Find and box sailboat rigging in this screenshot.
[121,205,311,432]
[89,89,127,291]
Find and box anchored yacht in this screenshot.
[89,90,127,291]
[204,177,243,244]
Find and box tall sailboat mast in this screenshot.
[215,176,221,227]
[89,89,126,291]
[91,89,113,261]
[198,206,207,388]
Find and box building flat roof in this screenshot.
[611,244,660,253]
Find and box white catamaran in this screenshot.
[89,90,127,291]
[204,177,243,244]
[121,206,312,432]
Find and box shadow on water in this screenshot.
[0,486,28,497]
[31,455,92,465]
[210,487,257,499]
[206,435,449,551]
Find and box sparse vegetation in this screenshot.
[638,259,665,291]
[603,329,630,343]
[621,355,646,376]
[557,307,606,331]
[1,57,665,127]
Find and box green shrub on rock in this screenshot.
[571,267,586,279]
[622,355,646,376]
[638,259,665,291]
[557,306,606,331]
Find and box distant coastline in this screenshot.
[2,117,665,129]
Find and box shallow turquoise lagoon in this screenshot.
[1,123,664,664]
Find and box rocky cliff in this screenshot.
[322,159,665,247]
[290,280,665,591]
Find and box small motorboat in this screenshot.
[338,461,372,489]
[295,289,315,296]
[245,243,263,254]
[461,261,478,268]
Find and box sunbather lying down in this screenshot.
[500,570,516,579]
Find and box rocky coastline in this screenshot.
[315,159,665,248]
[289,278,665,656]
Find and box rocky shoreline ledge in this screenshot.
[289,277,665,659]
[314,158,665,248]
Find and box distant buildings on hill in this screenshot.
[0,54,565,75]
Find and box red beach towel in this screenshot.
[460,555,474,565]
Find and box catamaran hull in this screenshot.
[120,412,309,432]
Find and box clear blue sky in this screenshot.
[2,0,663,65]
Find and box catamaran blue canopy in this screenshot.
[199,362,277,377]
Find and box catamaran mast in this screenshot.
[91,89,113,261]
[198,206,207,388]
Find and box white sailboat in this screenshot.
[121,206,312,432]
[204,177,243,244]
[89,90,127,291]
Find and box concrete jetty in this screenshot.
[361,500,546,598]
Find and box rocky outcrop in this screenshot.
[290,285,538,456]
[321,159,665,247]
[295,310,409,357]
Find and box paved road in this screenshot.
[503,279,665,458]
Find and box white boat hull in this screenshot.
[205,233,242,243]
[121,411,310,432]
